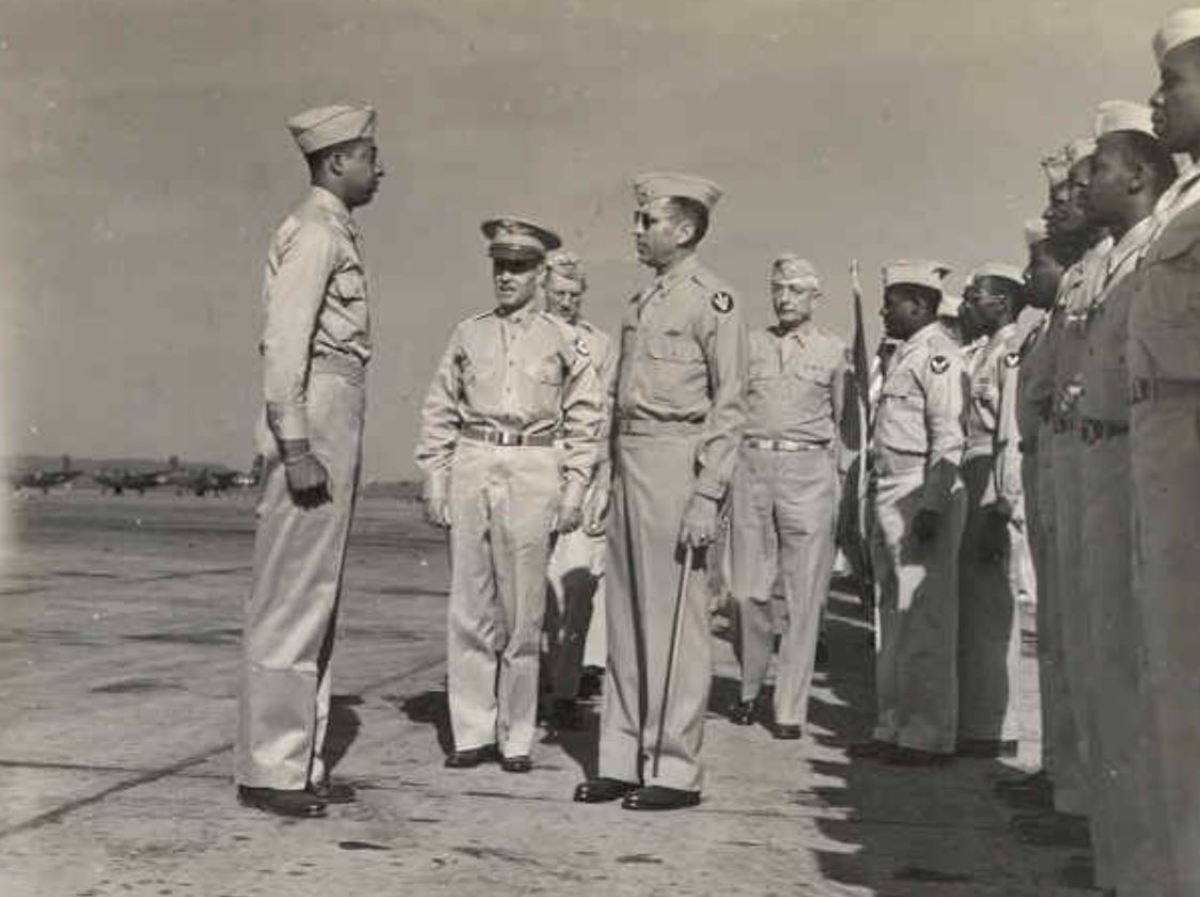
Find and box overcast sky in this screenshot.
[0,0,1181,479]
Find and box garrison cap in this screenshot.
[1094,100,1156,137]
[544,249,586,286]
[1154,8,1200,65]
[1024,218,1049,247]
[288,104,376,155]
[481,216,562,261]
[632,172,724,210]
[882,259,952,292]
[1064,137,1097,167]
[770,254,820,288]
[938,293,963,319]
[1041,149,1072,188]
[969,262,1026,289]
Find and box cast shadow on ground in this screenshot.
[399,686,456,756]
[320,693,364,776]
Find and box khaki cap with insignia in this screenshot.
[1094,100,1156,138]
[1024,218,1049,247]
[288,104,376,154]
[968,262,1025,290]
[1154,7,1200,65]
[937,293,963,319]
[1064,137,1097,167]
[632,172,724,210]
[545,249,586,285]
[770,254,820,288]
[882,259,952,292]
[1040,149,1072,189]
[481,217,562,261]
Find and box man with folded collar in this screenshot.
[415,218,603,774]
[726,254,852,740]
[851,260,967,766]
[1125,12,1200,891]
[235,104,384,819]
[1076,98,1176,896]
[574,172,747,811]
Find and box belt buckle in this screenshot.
[497,431,521,447]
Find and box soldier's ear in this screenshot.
[673,215,696,248]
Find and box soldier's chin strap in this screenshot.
[652,544,693,778]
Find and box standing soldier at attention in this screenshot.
[540,250,618,731]
[727,255,852,740]
[956,263,1028,759]
[415,218,603,774]
[851,260,967,766]
[574,173,747,811]
[235,105,383,819]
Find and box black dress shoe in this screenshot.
[621,785,701,811]
[728,699,756,726]
[237,786,326,819]
[500,755,532,773]
[847,738,893,758]
[444,744,499,769]
[885,746,952,766]
[774,724,802,740]
[307,779,356,803]
[573,776,639,803]
[956,738,1018,758]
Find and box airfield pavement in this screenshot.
[0,491,1099,896]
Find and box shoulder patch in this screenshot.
[710,291,734,314]
[575,336,589,356]
[1004,351,1021,368]
[930,354,950,374]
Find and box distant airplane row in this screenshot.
[9,456,262,496]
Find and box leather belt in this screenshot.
[462,426,556,447]
[743,436,830,453]
[1080,418,1129,445]
[1130,377,1200,406]
[616,418,702,436]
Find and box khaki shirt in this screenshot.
[1052,236,1113,427]
[744,322,851,445]
[574,319,618,522]
[261,187,371,442]
[415,303,605,498]
[966,322,1020,459]
[872,321,966,513]
[980,323,1026,518]
[615,254,748,500]
[1129,200,1200,387]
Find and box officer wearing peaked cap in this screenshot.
[852,260,967,766]
[574,172,747,811]
[726,254,852,740]
[415,217,604,773]
[235,104,384,820]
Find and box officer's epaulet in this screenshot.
[469,309,493,321]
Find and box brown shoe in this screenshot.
[573,776,638,803]
[444,744,499,769]
[307,779,356,804]
[500,755,532,773]
[237,786,326,819]
[621,785,701,811]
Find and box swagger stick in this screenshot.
[651,543,693,778]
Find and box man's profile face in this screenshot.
[543,273,585,323]
[1084,137,1133,228]
[1044,181,1071,240]
[1153,45,1200,154]
[881,285,928,340]
[1058,158,1094,237]
[338,140,384,207]
[964,276,1014,334]
[1024,242,1063,310]
[771,282,818,327]
[493,257,542,310]
[633,198,686,267]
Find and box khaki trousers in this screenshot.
[1132,395,1200,897]
[729,446,837,727]
[235,371,364,789]
[545,528,606,699]
[869,467,966,754]
[446,441,560,758]
[956,454,1022,742]
[599,432,713,792]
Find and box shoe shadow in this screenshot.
[398,686,455,757]
[320,693,363,775]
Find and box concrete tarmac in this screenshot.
[1,492,1096,896]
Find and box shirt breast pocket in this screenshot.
[331,267,367,305]
[644,334,706,402]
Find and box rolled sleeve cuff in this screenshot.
[266,402,308,442]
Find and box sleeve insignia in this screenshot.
[930,354,950,374]
[1005,352,1021,368]
[710,291,734,314]
[575,336,590,356]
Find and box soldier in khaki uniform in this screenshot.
[956,263,1027,758]
[574,173,747,811]
[852,260,967,766]
[235,105,384,819]
[415,218,604,773]
[1127,15,1200,891]
[540,250,618,730]
[727,255,851,739]
[1078,99,1176,896]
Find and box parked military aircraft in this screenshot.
[92,467,169,495]
[9,456,84,493]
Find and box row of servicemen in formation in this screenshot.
[228,9,1200,893]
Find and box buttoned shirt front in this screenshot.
[965,322,1020,459]
[261,187,371,441]
[415,303,605,497]
[615,253,748,500]
[743,322,850,447]
[1052,236,1113,426]
[872,321,966,512]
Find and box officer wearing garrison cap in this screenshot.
[956,262,1029,759]
[851,260,967,766]
[540,249,618,730]
[574,173,747,811]
[235,104,383,819]
[415,218,604,773]
[726,254,852,740]
[1123,12,1200,891]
